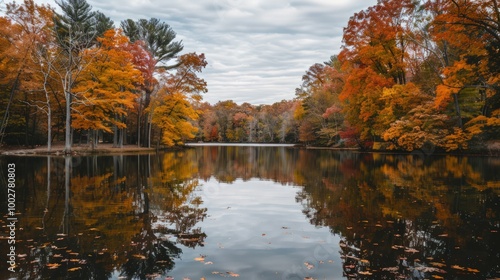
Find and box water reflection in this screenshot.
[0,147,499,279]
[1,153,207,279]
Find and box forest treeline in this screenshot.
[1,0,499,152]
[196,0,500,152]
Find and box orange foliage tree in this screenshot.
[72,29,143,148]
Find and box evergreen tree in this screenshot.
[121,18,183,70]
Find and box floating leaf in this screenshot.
[405,248,419,253]
[430,262,446,268]
[304,262,315,269]
[68,267,82,272]
[132,254,146,260]
[227,271,239,277]
[47,263,61,269]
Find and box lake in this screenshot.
[1,145,499,279]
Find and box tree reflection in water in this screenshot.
[292,152,500,279]
[0,147,498,279]
[0,153,206,279]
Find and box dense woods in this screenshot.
[0,0,206,152]
[1,0,499,152]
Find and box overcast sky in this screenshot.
[33,0,377,104]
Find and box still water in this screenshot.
[0,146,499,279]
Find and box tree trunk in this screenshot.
[64,91,72,153]
[47,109,52,152]
[453,93,463,128]
[119,128,124,148]
[113,124,118,147]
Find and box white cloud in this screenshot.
[38,0,378,104]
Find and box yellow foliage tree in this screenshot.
[150,52,207,146]
[151,90,199,146]
[72,29,143,146]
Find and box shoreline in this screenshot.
[1,142,498,157]
[0,144,158,156]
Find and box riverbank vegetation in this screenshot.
[1,0,499,153]
[192,0,500,153]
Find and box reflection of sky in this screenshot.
[168,178,344,279]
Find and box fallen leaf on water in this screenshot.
[304,277,316,280]
[204,261,213,265]
[382,267,399,272]
[432,275,444,279]
[451,265,469,271]
[415,266,446,273]
[47,263,61,269]
[430,262,446,268]
[68,267,82,272]
[226,271,239,277]
[358,271,373,276]
[132,254,146,260]
[304,262,314,269]
[194,256,205,262]
[183,278,191,280]
[405,248,419,253]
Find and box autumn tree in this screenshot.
[71,29,143,148]
[295,59,345,146]
[150,53,207,146]
[5,0,57,150]
[431,0,500,146]
[121,18,184,147]
[52,0,108,153]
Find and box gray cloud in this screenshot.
[75,0,378,104]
